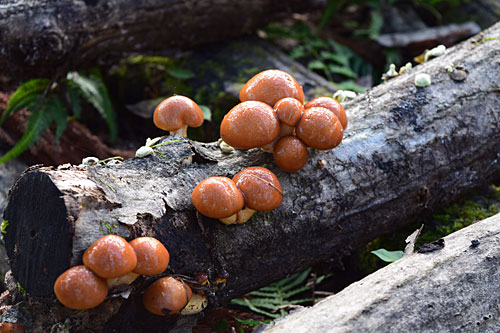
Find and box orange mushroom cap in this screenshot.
[143,276,192,316]
[192,176,245,219]
[129,237,170,276]
[0,322,26,333]
[153,95,204,132]
[239,70,305,106]
[220,101,280,149]
[232,167,283,211]
[304,97,347,129]
[273,136,309,172]
[296,107,344,150]
[53,265,108,310]
[83,235,138,279]
[274,97,304,127]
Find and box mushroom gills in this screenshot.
[180,293,208,315]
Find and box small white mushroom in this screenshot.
[218,138,235,153]
[333,90,357,102]
[415,73,432,87]
[424,44,446,62]
[399,62,413,74]
[135,146,154,158]
[82,156,99,166]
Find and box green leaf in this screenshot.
[1,220,8,234]
[45,96,68,141]
[319,51,349,66]
[371,248,404,263]
[199,105,212,122]
[67,70,117,140]
[290,46,306,59]
[0,107,50,163]
[66,83,82,119]
[167,67,195,80]
[308,60,328,71]
[328,65,357,79]
[1,78,50,125]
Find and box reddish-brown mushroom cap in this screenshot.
[153,95,204,133]
[220,101,280,149]
[274,97,304,127]
[296,107,344,150]
[83,235,138,279]
[143,276,192,316]
[0,322,26,332]
[304,97,347,129]
[273,136,309,172]
[239,69,305,106]
[54,265,108,310]
[232,167,283,211]
[192,177,245,219]
[129,237,170,276]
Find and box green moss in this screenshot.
[17,282,26,296]
[99,220,118,235]
[1,220,8,235]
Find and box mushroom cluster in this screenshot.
[192,167,283,224]
[221,69,348,172]
[53,235,206,316]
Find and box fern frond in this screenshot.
[67,70,117,140]
[0,109,49,163]
[0,78,50,125]
[280,268,311,292]
[282,285,311,299]
[232,299,281,319]
[45,96,68,141]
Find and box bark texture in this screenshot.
[260,213,500,333]
[1,22,500,331]
[0,0,323,86]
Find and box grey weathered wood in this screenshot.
[0,0,323,87]
[259,212,500,333]
[2,22,500,331]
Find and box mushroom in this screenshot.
[273,136,310,172]
[0,322,26,332]
[304,96,347,129]
[231,167,283,223]
[143,276,192,316]
[239,69,305,106]
[296,107,344,150]
[53,265,108,310]
[220,101,280,149]
[129,237,170,276]
[153,95,204,137]
[180,293,208,315]
[83,235,138,279]
[191,176,245,224]
[274,97,304,137]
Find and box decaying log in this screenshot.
[0,0,323,87]
[1,22,500,331]
[260,213,500,333]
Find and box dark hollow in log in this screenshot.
[260,213,500,332]
[2,22,500,331]
[0,0,323,86]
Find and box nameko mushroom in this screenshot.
[129,237,170,276]
[153,95,204,137]
[143,276,192,316]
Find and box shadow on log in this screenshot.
[1,22,500,332]
[260,213,500,332]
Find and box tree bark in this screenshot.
[2,22,500,332]
[0,0,323,87]
[259,212,500,333]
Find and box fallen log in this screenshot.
[1,22,500,331]
[0,0,322,87]
[260,212,500,333]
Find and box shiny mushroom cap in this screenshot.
[239,70,305,106]
[143,276,192,316]
[153,95,204,135]
[304,97,347,129]
[192,177,245,219]
[220,101,280,149]
[273,136,309,172]
[129,237,170,276]
[54,265,108,310]
[296,107,344,150]
[274,97,304,127]
[83,235,138,279]
[232,167,283,211]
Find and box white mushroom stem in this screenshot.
[106,272,140,289]
[170,125,188,138]
[218,207,256,225]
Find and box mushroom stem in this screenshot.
[235,207,256,223]
[219,214,237,225]
[107,272,140,289]
[279,123,295,137]
[260,141,276,153]
[170,125,188,137]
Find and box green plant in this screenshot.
[0,68,116,163]
[1,220,8,235]
[230,268,332,319]
[371,248,404,263]
[265,22,370,92]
